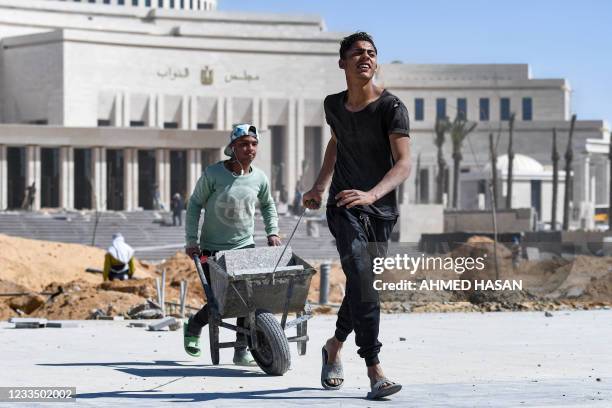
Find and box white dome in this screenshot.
[485,154,544,174]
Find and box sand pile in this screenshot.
[307,262,345,304]
[451,235,514,282]
[374,236,612,313]
[2,232,612,319]
[0,234,154,291]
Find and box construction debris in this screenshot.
[1,234,612,320]
[47,321,79,328]
[11,317,47,329]
[147,316,179,331]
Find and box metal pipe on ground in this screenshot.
[319,262,330,305]
[179,280,188,318]
[155,277,162,311]
[161,269,166,317]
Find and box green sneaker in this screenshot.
[183,320,201,357]
[233,349,257,366]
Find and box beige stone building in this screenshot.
[0,0,609,230]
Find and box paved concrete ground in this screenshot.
[0,311,610,407]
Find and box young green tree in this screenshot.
[505,113,516,209]
[563,114,577,231]
[434,117,451,204]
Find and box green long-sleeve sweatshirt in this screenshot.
[185,161,279,251]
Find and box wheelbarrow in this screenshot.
[193,246,316,375]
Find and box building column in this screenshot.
[59,146,74,209]
[581,154,590,204]
[157,93,165,128]
[181,95,189,130]
[216,96,225,130]
[187,149,202,197]
[114,91,123,127]
[124,148,139,211]
[259,97,268,130]
[26,145,41,210]
[92,147,107,210]
[252,96,260,127]
[122,91,131,127]
[225,97,234,130]
[296,98,305,189]
[156,148,170,209]
[0,145,6,210]
[147,93,156,127]
[189,95,198,130]
[286,98,297,200]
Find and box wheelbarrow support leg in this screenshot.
[245,280,258,350]
[296,311,307,355]
[281,276,295,329]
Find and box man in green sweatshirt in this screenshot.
[183,123,281,365]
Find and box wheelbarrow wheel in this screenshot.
[249,310,290,376]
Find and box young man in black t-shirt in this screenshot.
[303,32,411,400]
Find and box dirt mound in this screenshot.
[451,236,513,281]
[159,252,205,302]
[31,287,145,320]
[307,263,345,304]
[0,234,153,291]
[8,294,46,314]
[0,301,14,320]
[582,272,612,302]
[540,255,612,300]
[0,278,30,294]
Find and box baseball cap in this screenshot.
[224,124,259,157]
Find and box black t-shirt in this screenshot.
[324,89,410,220]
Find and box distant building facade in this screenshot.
[0,0,609,229]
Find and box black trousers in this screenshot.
[327,206,396,367]
[187,245,255,351]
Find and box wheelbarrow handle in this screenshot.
[192,255,219,313]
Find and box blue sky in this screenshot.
[219,0,611,125]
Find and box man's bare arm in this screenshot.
[335,134,411,208]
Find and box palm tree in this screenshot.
[450,116,477,208]
[414,152,422,203]
[551,127,559,230]
[505,113,516,209]
[563,114,577,231]
[489,133,498,209]
[609,134,612,230]
[434,117,451,204]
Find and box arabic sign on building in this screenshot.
[225,70,260,83]
[156,66,259,85]
[156,67,190,80]
[201,66,213,85]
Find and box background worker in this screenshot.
[103,233,136,281]
[184,123,281,366]
[171,193,184,226]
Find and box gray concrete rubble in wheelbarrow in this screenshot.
[216,246,296,276]
[207,246,314,318]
